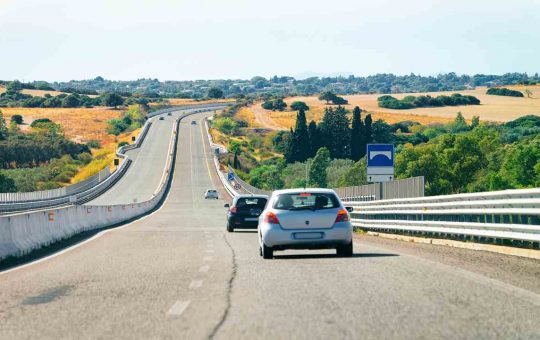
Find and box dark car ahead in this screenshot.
[224,195,269,232]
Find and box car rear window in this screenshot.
[235,197,267,210]
[273,193,340,211]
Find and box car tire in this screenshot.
[227,223,234,233]
[337,241,353,257]
[262,243,273,259]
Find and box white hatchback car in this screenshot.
[204,189,219,199]
[258,188,353,259]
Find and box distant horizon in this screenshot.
[5,71,540,84]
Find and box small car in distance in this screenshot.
[224,195,269,232]
[159,116,165,120]
[191,120,197,125]
[167,112,172,116]
[258,188,353,259]
[204,189,219,199]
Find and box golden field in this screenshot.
[0,85,67,97]
[1,107,122,144]
[0,107,136,183]
[247,85,540,129]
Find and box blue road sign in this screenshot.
[367,144,394,167]
[227,172,235,181]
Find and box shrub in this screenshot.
[10,114,23,124]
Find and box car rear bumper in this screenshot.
[228,216,259,228]
[260,222,352,248]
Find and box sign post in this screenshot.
[367,144,394,183]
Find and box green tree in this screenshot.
[61,94,81,108]
[0,173,17,192]
[11,114,23,124]
[308,120,320,157]
[101,92,124,109]
[471,116,480,129]
[364,114,373,145]
[290,101,309,111]
[249,165,284,190]
[319,106,351,159]
[207,87,224,99]
[293,108,310,162]
[350,106,364,161]
[449,112,469,133]
[285,128,298,163]
[309,147,330,187]
[318,91,335,104]
[0,111,8,140]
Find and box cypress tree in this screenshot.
[319,106,351,159]
[350,106,364,161]
[364,113,373,151]
[308,120,320,157]
[285,128,298,163]
[294,108,310,162]
[309,147,331,187]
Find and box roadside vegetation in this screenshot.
[0,111,93,191]
[212,98,540,195]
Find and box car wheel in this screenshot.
[262,243,273,259]
[227,223,234,233]
[337,241,353,257]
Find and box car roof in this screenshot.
[234,194,269,199]
[271,188,337,195]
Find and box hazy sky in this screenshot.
[1,0,539,81]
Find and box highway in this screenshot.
[1,111,539,339]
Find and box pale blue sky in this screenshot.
[1,0,539,81]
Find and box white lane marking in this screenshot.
[203,256,213,261]
[206,249,215,253]
[204,231,210,234]
[167,300,191,316]
[189,280,204,289]
[199,265,210,272]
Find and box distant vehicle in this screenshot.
[224,195,269,232]
[191,120,197,125]
[167,112,172,116]
[159,116,165,120]
[204,189,219,199]
[258,188,353,259]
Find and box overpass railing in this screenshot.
[0,105,228,261]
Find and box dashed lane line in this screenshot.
[189,280,204,289]
[167,300,191,317]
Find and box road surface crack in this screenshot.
[208,233,237,339]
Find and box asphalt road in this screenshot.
[1,111,539,339]
[87,110,187,205]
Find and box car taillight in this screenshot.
[335,209,350,222]
[263,212,280,225]
[230,207,237,214]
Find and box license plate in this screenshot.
[245,217,258,221]
[294,232,323,240]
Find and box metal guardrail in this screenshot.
[348,188,540,243]
[0,103,230,214]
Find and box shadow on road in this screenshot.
[274,253,399,260]
[231,230,257,234]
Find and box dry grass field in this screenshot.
[1,107,122,144]
[0,85,67,97]
[248,85,540,129]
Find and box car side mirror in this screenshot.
[345,206,353,213]
[224,203,230,208]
